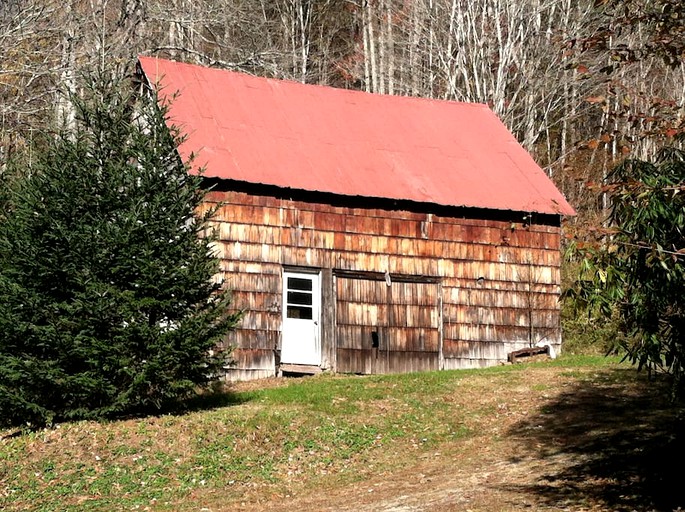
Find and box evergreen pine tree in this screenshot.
[0,73,238,427]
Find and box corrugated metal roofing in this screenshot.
[138,56,575,216]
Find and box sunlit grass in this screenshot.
[0,355,622,511]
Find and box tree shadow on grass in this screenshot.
[504,368,685,511]
[176,382,257,414]
[0,389,256,436]
[118,382,258,422]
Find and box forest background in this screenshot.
[2,0,684,352]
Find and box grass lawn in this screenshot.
[2,355,684,511]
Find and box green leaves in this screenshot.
[0,72,239,428]
[571,147,685,396]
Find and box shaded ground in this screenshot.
[506,369,685,512]
[221,367,685,512]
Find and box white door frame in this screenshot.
[281,270,322,366]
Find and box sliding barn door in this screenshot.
[335,275,440,374]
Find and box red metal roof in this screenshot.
[138,56,575,216]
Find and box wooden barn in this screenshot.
[137,57,575,381]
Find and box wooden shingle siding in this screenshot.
[336,349,440,375]
[204,188,562,378]
[335,277,441,374]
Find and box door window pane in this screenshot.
[287,305,313,319]
[287,291,313,306]
[288,277,312,291]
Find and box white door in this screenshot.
[281,271,321,365]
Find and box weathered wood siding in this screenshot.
[204,187,562,379]
[336,276,441,374]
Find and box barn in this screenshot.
[137,56,575,381]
